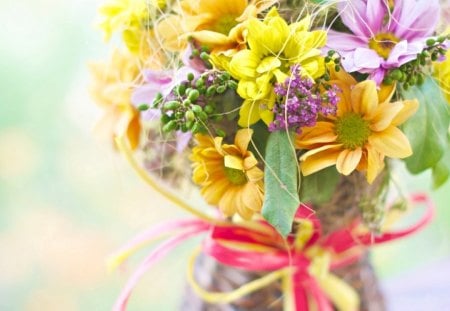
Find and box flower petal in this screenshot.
[234,128,253,153]
[300,145,342,176]
[370,101,404,132]
[391,99,419,126]
[336,148,362,175]
[351,80,378,116]
[368,126,412,158]
[238,99,262,127]
[295,122,337,148]
[366,145,384,184]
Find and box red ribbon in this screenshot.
[113,193,434,311]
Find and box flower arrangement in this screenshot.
[90,0,449,310]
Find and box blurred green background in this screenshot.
[0,0,449,310]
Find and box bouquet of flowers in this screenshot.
[90,0,449,310]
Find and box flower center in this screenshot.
[211,15,239,35]
[368,32,400,59]
[224,167,248,185]
[335,113,371,149]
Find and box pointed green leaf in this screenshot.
[432,137,450,189]
[400,77,450,174]
[262,131,300,237]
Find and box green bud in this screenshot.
[389,69,403,80]
[334,65,341,72]
[220,72,230,81]
[185,110,195,122]
[175,111,184,119]
[227,80,238,90]
[175,84,186,96]
[162,120,178,132]
[199,111,208,122]
[417,73,425,85]
[324,56,331,63]
[431,52,438,61]
[327,50,335,57]
[200,52,209,61]
[211,114,223,122]
[334,58,340,64]
[151,93,163,108]
[323,74,330,81]
[191,49,199,57]
[161,114,171,124]
[216,85,227,94]
[188,89,200,101]
[216,129,226,137]
[204,105,214,114]
[426,38,436,46]
[187,72,195,81]
[206,86,216,97]
[191,122,201,133]
[180,124,188,133]
[403,82,410,90]
[163,100,181,110]
[191,105,203,114]
[196,78,205,88]
[383,77,394,85]
[137,104,149,111]
[186,120,195,130]
[182,99,192,107]
[437,36,446,43]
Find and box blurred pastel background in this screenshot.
[0,0,449,310]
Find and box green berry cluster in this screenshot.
[323,50,342,81]
[383,35,449,89]
[148,71,238,136]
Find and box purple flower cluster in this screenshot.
[269,66,339,133]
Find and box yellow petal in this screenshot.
[378,82,396,104]
[246,166,264,182]
[336,148,362,176]
[296,122,337,148]
[368,126,412,158]
[243,155,258,170]
[366,145,384,184]
[300,145,342,176]
[201,178,230,204]
[224,155,244,170]
[351,80,378,117]
[230,50,260,79]
[188,30,232,46]
[391,99,419,126]
[242,183,263,212]
[238,99,261,127]
[369,101,404,132]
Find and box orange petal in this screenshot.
[368,126,412,158]
[336,148,362,175]
[235,128,253,153]
[295,122,337,148]
[246,166,264,182]
[369,101,404,132]
[391,99,419,126]
[351,80,378,117]
[300,145,341,176]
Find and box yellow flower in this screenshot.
[98,0,165,55]
[295,69,419,183]
[191,129,264,219]
[156,0,275,52]
[212,7,326,127]
[89,49,142,150]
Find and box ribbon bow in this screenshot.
[110,193,434,311]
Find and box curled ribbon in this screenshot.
[110,194,434,311]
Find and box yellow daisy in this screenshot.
[191,129,264,219]
[156,0,275,52]
[295,69,419,183]
[211,7,326,127]
[89,49,142,150]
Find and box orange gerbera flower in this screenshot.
[191,129,264,219]
[295,69,419,183]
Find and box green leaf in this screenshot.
[300,166,340,204]
[432,137,450,189]
[262,131,300,237]
[400,77,449,174]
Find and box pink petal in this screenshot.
[385,40,424,67]
[326,30,367,52]
[341,48,381,73]
[391,0,440,40]
[337,0,372,38]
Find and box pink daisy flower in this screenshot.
[327,0,440,84]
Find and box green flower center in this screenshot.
[211,15,239,35]
[335,113,371,149]
[368,32,400,60]
[224,167,248,185]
